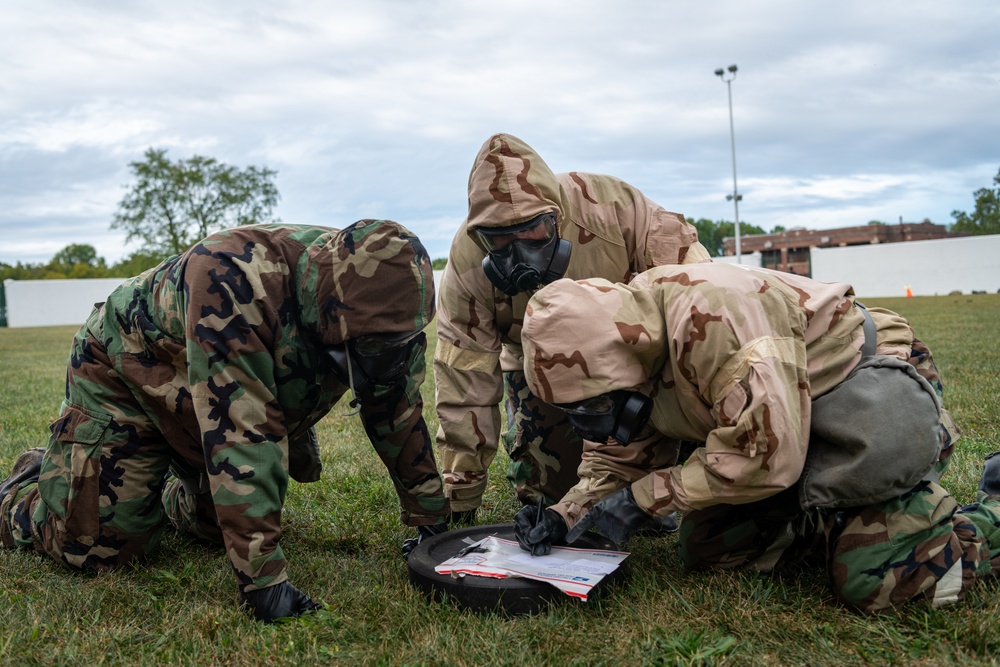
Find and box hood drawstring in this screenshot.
[342,352,362,417]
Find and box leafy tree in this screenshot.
[431,257,448,270]
[111,148,280,257]
[689,218,725,257]
[109,250,171,278]
[2,245,173,283]
[0,261,45,281]
[50,243,100,268]
[951,167,1000,235]
[719,220,767,240]
[1,249,113,281]
[41,244,111,279]
[770,225,787,234]
[0,248,166,283]
[691,219,767,257]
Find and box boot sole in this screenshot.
[0,448,45,500]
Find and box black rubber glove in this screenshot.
[979,451,1000,498]
[565,487,653,547]
[637,511,680,537]
[239,581,321,623]
[402,522,448,560]
[514,505,568,556]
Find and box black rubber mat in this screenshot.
[407,523,627,615]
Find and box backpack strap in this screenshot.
[855,301,877,358]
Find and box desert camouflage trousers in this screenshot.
[677,464,1000,613]
[502,370,588,507]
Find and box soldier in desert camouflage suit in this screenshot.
[515,263,1000,613]
[0,219,449,622]
[434,132,711,521]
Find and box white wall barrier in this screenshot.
[711,236,1000,298]
[4,278,125,328]
[433,270,443,299]
[4,272,448,329]
[5,241,997,327]
[810,234,1000,298]
[712,252,762,267]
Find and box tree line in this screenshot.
[3,152,998,283]
[1,220,775,282]
[1,148,280,282]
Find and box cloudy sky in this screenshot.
[2,1,998,265]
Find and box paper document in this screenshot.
[433,535,629,601]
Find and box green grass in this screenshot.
[1,294,999,666]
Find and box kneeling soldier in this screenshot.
[0,220,449,622]
[515,263,999,612]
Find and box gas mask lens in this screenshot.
[349,330,425,383]
[559,395,618,443]
[474,213,558,254]
[561,394,617,416]
[325,330,425,398]
[556,390,652,445]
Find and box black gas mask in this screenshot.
[325,330,425,402]
[474,212,572,296]
[555,390,653,445]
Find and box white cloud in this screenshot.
[1,0,999,267]
[3,104,161,153]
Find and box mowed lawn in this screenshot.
[0,293,998,666]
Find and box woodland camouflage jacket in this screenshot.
[521,263,919,526]
[434,133,711,469]
[98,220,443,590]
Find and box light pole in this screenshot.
[715,64,742,263]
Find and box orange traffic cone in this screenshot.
[905,284,913,298]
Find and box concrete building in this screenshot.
[723,221,969,277]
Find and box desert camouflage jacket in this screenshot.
[521,263,918,526]
[99,221,445,590]
[434,133,711,463]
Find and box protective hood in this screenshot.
[522,277,667,403]
[466,133,564,235]
[311,219,435,345]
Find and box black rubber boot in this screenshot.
[637,511,680,537]
[979,451,1000,498]
[0,448,45,502]
[450,509,477,527]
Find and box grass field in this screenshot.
[1,294,998,666]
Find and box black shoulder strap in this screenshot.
[855,301,877,358]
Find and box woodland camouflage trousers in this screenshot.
[502,370,587,507]
[677,462,1000,613]
[666,336,1000,612]
[0,323,226,569]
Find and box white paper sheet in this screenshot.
[433,535,629,601]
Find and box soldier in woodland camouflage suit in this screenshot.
[0,220,450,623]
[434,132,711,522]
[515,263,1000,613]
